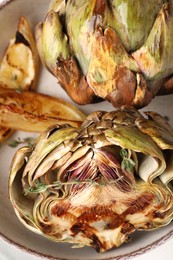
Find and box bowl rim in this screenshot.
[0,0,14,9]
[0,228,173,260]
[0,0,173,259]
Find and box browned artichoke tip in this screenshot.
[9,107,173,253]
[35,0,173,108]
[35,9,97,105]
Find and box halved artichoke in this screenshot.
[9,107,173,252]
[36,0,173,108]
[0,16,39,142]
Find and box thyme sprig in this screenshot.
[120,149,135,173]
[24,177,124,195]
[9,137,35,148]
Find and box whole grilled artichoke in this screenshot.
[35,0,173,108]
[9,107,173,252]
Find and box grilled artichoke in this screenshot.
[36,0,173,108]
[9,107,173,252]
[0,16,39,142]
[0,87,86,131]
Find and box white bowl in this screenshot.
[0,0,173,259]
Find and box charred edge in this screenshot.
[106,213,124,230]
[91,234,102,253]
[15,31,30,47]
[39,222,52,233]
[121,222,135,234]
[123,193,154,216]
[153,208,172,220]
[51,203,70,217]
[2,127,12,137]
[70,223,84,236]
[71,224,102,252]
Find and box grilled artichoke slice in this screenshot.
[0,88,86,131]
[36,0,173,108]
[9,107,173,252]
[0,16,39,142]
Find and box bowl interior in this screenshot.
[0,0,173,259]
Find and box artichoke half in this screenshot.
[36,0,173,108]
[9,107,173,252]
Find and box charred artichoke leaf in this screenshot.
[87,27,153,108]
[0,88,86,132]
[9,107,173,252]
[132,3,173,84]
[35,6,97,105]
[159,75,173,95]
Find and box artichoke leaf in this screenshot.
[110,0,165,51]
[35,22,46,68]
[132,3,173,83]
[159,74,173,95]
[42,10,70,70]
[9,147,41,234]
[23,126,78,186]
[159,152,173,192]
[36,6,97,105]
[49,0,66,14]
[105,125,166,183]
[136,111,173,150]
[87,27,142,107]
[30,141,74,181]
[65,0,98,74]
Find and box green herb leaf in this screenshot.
[9,140,21,148]
[120,148,135,173]
[8,137,35,148]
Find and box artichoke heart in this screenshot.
[9,107,173,252]
[36,0,173,108]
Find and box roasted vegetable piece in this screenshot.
[0,88,86,131]
[36,0,173,108]
[0,16,39,142]
[9,107,173,252]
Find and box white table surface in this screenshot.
[0,0,173,259]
